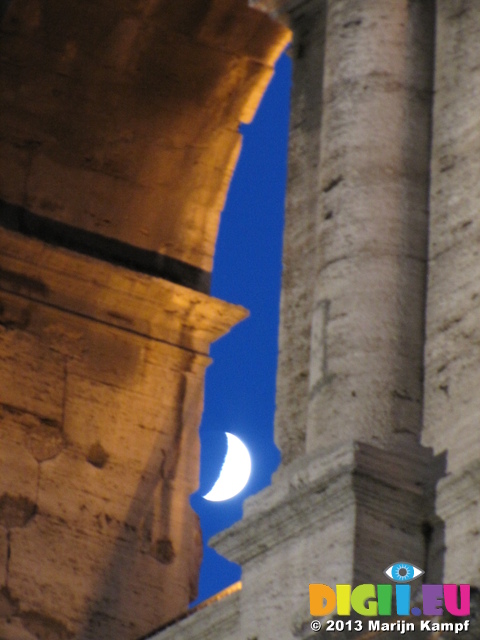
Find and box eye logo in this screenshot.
[309,560,471,620]
[384,561,424,583]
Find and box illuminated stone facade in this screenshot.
[0,1,288,638]
[2,1,480,639]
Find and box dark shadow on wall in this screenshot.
[353,443,447,590]
[0,0,13,22]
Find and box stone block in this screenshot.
[0,330,65,423]
[0,409,39,506]
[8,508,196,639]
[0,227,247,355]
[9,516,107,631]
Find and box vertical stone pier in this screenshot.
[423,0,480,586]
[306,0,433,453]
[273,0,327,467]
[0,226,247,640]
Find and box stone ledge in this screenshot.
[212,441,442,566]
[0,227,247,355]
[212,443,356,565]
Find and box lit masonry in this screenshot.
[0,1,288,638]
[153,1,480,639]
[1,1,480,639]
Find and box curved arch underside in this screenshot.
[0,0,290,273]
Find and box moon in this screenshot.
[203,433,252,502]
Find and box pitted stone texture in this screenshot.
[249,0,308,20]
[0,331,65,423]
[212,443,440,640]
[305,0,434,453]
[0,228,247,355]
[0,530,7,588]
[0,495,36,530]
[0,409,40,507]
[0,618,37,640]
[0,226,247,638]
[0,0,289,272]
[12,353,204,638]
[435,462,480,586]
[423,0,480,473]
[423,0,480,588]
[274,0,326,465]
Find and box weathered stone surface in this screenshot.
[0,219,246,636]
[3,1,480,639]
[249,0,307,20]
[153,3,480,640]
[9,517,108,632]
[0,530,7,588]
[304,0,434,453]
[0,495,37,530]
[0,410,39,506]
[0,228,248,355]
[0,618,37,640]
[19,611,73,640]
[0,0,287,638]
[270,0,435,466]
[436,463,480,586]
[0,330,65,422]
[423,0,480,470]
[273,0,326,465]
[0,0,289,272]
[423,0,480,586]
[155,443,440,640]
[145,584,241,640]
[10,467,201,638]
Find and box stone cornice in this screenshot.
[212,441,442,566]
[0,227,247,355]
[212,443,357,565]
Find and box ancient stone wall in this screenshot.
[0,0,289,638]
[0,226,249,639]
[423,0,480,587]
[0,0,289,273]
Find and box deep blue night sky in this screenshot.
[190,50,292,605]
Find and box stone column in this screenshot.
[423,0,480,586]
[272,0,327,466]
[306,0,434,454]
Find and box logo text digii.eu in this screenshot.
[309,561,471,635]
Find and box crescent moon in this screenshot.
[203,433,252,502]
